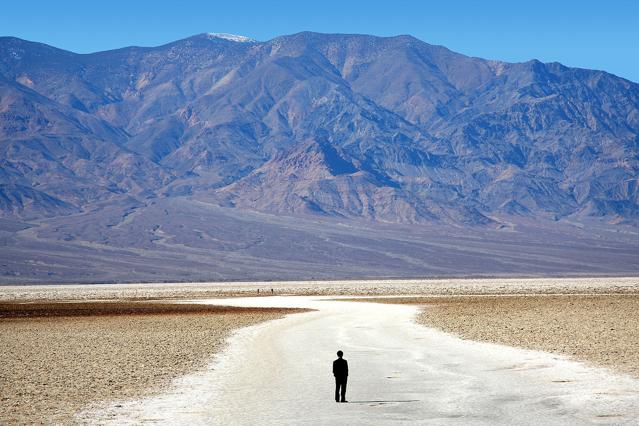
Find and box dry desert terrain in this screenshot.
[1,277,638,423]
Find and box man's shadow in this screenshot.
[346,399,420,404]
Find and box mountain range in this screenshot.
[1,32,638,282]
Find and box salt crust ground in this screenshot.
[1,277,638,302]
[82,296,639,425]
[1,277,638,424]
[362,295,639,377]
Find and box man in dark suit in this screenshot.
[333,350,348,402]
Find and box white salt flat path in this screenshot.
[80,296,639,425]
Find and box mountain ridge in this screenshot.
[0,32,638,227]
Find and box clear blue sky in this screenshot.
[2,0,638,82]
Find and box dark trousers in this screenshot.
[335,377,347,402]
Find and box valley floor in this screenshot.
[1,277,638,424]
[0,302,301,424]
[364,294,639,377]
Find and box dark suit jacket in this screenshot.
[333,358,348,378]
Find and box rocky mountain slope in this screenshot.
[1,32,638,225]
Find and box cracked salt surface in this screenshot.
[78,297,639,425]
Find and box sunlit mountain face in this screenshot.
[1,31,638,225]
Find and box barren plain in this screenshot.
[1,277,638,424]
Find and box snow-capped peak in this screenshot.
[206,33,255,43]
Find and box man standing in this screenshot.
[333,350,348,402]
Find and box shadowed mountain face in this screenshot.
[1,32,638,226]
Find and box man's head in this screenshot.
[337,350,343,358]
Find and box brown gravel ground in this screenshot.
[369,294,639,378]
[0,302,305,425]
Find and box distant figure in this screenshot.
[271,288,274,294]
[257,289,260,294]
[333,350,348,402]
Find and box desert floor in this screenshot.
[1,277,639,424]
[0,302,304,424]
[369,294,639,377]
